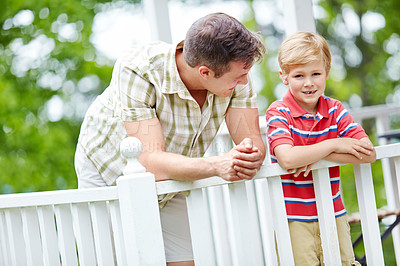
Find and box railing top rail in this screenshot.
[156,143,400,195]
[348,103,400,120]
[0,143,398,209]
[0,186,118,209]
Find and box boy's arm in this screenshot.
[274,137,375,170]
[324,137,376,164]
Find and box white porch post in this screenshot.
[354,163,385,265]
[281,0,316,35]
[376,115,400,264]
[143,0,172,43]
[282,0,341,264]
[117,137,166,265]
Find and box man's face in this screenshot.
[205,61,251,97]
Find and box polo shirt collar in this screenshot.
[283,90,329,118]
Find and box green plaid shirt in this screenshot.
[77,41,257,189]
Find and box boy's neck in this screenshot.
[293,97,319,116]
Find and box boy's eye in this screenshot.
[313,73,321,76]
[294,74,303,78]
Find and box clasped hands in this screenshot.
[219,138,264,182]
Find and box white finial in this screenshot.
[120,137,146,175]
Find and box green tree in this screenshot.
[0,0,114,192]
[317,0,400,107]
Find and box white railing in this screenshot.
[0,136,399,265]
[0,139,166,266]
[349,103,400,264]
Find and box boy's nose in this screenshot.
[304,77,312,87]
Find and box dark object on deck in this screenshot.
[349,209,400,266]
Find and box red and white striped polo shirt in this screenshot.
[266,90,367,221]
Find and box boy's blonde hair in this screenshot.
[278,31,331,74]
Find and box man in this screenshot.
[75,12,266,265]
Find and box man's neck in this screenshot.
[175,51,207,107]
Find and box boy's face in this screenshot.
[281,60,329,114]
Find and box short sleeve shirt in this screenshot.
[266,90,367,221]
[77,41,257,186]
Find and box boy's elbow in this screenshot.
[362,148,376,164]
[277,157,293,170]
[367,149,377,163]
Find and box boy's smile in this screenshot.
[281,60,329,114]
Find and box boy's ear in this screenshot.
[279,69,289,85]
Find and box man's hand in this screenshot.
[231,138,264,180]
[213,138,263,182]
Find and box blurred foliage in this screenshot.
[0,0,114,192]
[248,0,400,114]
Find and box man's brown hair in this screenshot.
[183,12,266,78]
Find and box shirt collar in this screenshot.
[283,90,329,118]
[161,40,188,95]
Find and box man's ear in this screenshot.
[199,65,212,80]
[279,69,289,85]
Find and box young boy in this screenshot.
[266,31,376,265]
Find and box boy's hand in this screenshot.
[289,163,315,178]
[332,138,374,160]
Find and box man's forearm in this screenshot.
[139,151,217,181]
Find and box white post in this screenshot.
[228,181,264,266]
[281,0,316,35]
[268,175,295,265]
[354,163,385,265]
[143,0,172,43]
[312,168,341,265]
[394,156,400,264]
[117,137,166,265]
[254,178,279,266]
[376,115,400,263]
[186,188,216,265]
